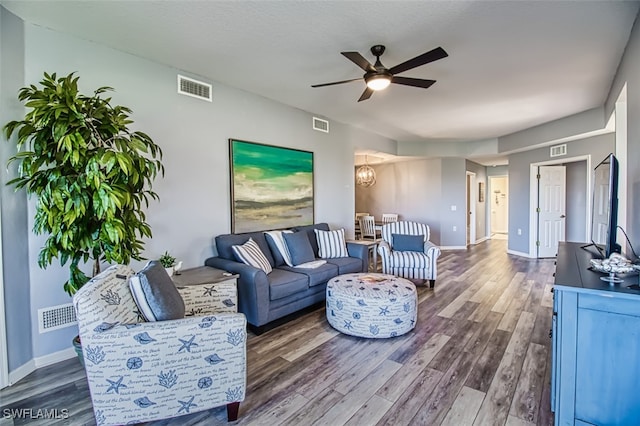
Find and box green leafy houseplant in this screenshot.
[4,72,164,295]
[158,251,176,268]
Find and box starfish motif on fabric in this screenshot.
[178,396,198,413]
[343,320,353,330]
[203,286,217,296]
[178,335,199,353]
[379,306,390,316]
[106,376,127,394]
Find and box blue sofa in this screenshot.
[205,223,367,331]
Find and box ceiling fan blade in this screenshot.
[358,87,374,102]
[388,46,448,75]
[311,78,362,88]
[342,51,376,72]
[391,76,436,89]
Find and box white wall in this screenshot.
[3,20,396,362]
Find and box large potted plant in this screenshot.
[3,72,164,296]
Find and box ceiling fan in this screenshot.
[312,45,448,102]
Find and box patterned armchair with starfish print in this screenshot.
[73,264,246,425]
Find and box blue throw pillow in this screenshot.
[129,261,186,321]
[392,233,425,252]
[283,231,316,266]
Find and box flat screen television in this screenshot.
[589,153,620,258]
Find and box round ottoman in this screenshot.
[326,273,417,338]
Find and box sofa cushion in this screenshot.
[129,261,186,321]
[268,268,309,300]
[315,228,348,258]
[292,223,330,257]
[264,230,293,266]
[389,250,430,270]
[392,233,425,252]
[280,262,339,286]
[283,231,316,266]
[326,257,364,275]
[232,238,273,274]
[216,232,275,266]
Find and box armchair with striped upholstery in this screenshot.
[377,221,441,288]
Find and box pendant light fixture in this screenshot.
[356,155,376,187]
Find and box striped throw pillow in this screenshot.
[314,228,348,259]
[232,238,273,273]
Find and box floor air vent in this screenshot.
[313,117,329,133]
[550,144,567,157]
[178,75,212,102]
[38,303,77,333]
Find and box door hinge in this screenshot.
[536,174,541,180]
[536,207,541,213]
[536,240,541,246]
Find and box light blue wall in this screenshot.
[3,18,397,363]
[487,165,508,177]
[498,108,606,154]
[566,161,588,243]
[440,158,467,247]
[606,12,640,256]
[0,8,33,373]
[507,133,614,254]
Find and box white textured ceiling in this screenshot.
[2,1,638,158]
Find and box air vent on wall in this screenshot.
[313,117,329,133]
[177,75,212,102]
[550,144,567,157]
[38,303,77,333]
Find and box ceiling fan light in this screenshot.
[366,75,391,91]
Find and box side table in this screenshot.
[172,266,239,316]
[347,239,379,272]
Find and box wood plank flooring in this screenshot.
[0,239,555,425]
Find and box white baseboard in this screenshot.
[8,359,35,386]
[507,249,535,258]
[473,237,489,244]
[35,347,76,368]
[441,246,467,250]
[7,347,76,387]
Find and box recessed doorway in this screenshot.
[490,176,509,240]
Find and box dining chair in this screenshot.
[382,213,398,224]
[359,215,378,241]
[355,212,369,239]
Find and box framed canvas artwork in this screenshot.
[229,139,314,233]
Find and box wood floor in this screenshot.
[0,239,555,426]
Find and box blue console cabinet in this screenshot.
[552,242,640,426]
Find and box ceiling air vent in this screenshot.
[550,144,567,157]
[177,75,212,102]
[313,117,329,133]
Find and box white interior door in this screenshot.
[538,165,566,258]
